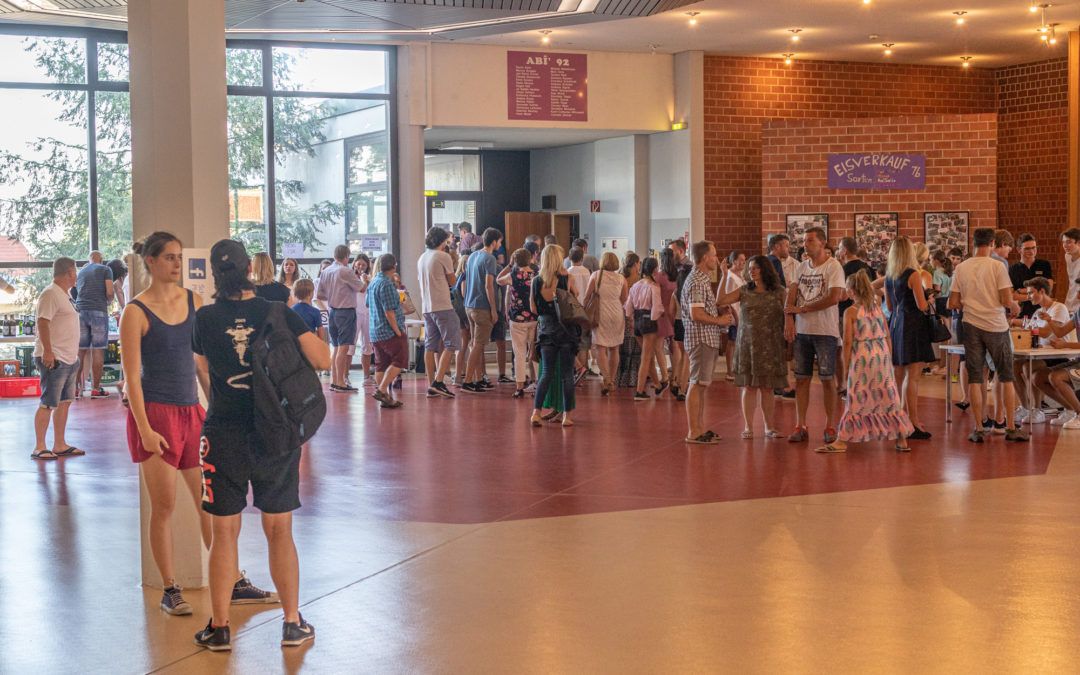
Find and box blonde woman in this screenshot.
[530,245,578,427]
[251,252,291,303]
[885,236,933,440]
[585,251,627,395]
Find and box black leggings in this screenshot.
[534,342,576,411]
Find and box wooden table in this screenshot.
[941,344,1080,426]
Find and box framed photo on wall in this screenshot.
[924,212,970,257]
[785,214,829,257]
[853,212,899,270]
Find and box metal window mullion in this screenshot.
[263,43,277,258]
[87,37,99,252]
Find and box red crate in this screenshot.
[0,377,40,398]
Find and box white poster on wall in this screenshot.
[183,248,213,305]
[281,242,304,259]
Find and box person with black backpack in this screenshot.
[191,240,330,652]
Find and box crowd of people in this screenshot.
[22,222,1080,651]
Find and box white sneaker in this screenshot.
[1052,410,1077,427]
[1028,409,1047,424]
[1014,407,1030,424]
[1063,416,1080,430]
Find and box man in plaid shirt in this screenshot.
[368,254,407,409]
[681,241,733,444]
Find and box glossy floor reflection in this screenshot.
[2,373,1077,672]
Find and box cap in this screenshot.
[210,239,250,275]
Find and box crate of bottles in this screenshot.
[0,377,39,398]
[0,360,19,378]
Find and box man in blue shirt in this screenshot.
[461,227,503,393]
[75,251,114,398]
[367,254,406,409]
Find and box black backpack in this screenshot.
[251,302,327,458]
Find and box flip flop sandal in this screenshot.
[685,434,714,445]
[31,450,58,460]
[814,444,846,453]
[703,431,721,443]
[740,430,754,439]
[54,447,85,457]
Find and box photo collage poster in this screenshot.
[924,212,970,257]
[785,214,829,259]
[853,212,899,269]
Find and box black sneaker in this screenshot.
[908,428,932,441]
[194,620,231,652]
[655,381,670,396]
[281,614,315,648]
[498,375,514,384]
[633,391,650,401]
[461,382,484,394]
[380,397,404,409]
[778,389,796,400]
[954,401,970,411]
[426,386,440,398]
[512,388,525,399]
[1005,427,1030,442]
[968,429,985,443]
[432,381,455,398]
[479,379,495,390]
[161,585,192,616]
[231,572,279,605]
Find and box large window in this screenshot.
[0,28,394,305]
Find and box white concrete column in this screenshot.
[633,134,651,254]
[397,44,430,299]
[674,51,705,243]
[128,0,229,589]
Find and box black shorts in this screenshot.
[199,424,302,516]
[673,319,685,343]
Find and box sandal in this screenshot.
[814,444,846,453]
[541,410,560,422]
[31,450,58,460]
[764,429,787,439]
[530,413,543,427]
[54,446,85,457]
[895,442,911,453]
[740,430,754,439]
[685,433,714,445]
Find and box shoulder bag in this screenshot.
[584,271,603,326]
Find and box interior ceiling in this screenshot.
[0,0,1077,66]
[424,126,638,150]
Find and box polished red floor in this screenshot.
[2,377,1059,524]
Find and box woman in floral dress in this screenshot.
[817,269,914,453]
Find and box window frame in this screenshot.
[0,26,398,269]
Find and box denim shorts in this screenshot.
[36,357,79,408]
[793,334,839,381]
[78,309,109,350]
[328,308,357,347]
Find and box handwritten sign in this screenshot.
[828,153,925,190]
[507,51,587,122]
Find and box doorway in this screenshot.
[552,212,580,251]
[427,195,481,241]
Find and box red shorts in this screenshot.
[127,402,206,470]
[374,333,409,371]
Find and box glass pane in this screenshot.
[347,190,389,256]
[95,91,132,261]
[431,200,476,233]
[227,48,263,87]
[272,46,387,94]
[0,35,85,84]
[348,136,388,186]
[96,42,129,82]
[0,88,89,261]
[273,97,389,260]
[228,95,268,254]
[424,154,481,191]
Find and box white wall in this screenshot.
[427,44,674,133]
[529,143,595,241]
[648,129,691,248]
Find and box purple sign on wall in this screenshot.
[828,153,925,190]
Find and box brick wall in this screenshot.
[761,115,997,261]
[996,58,1068,290]
[703,56,997,254]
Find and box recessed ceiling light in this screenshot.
[783,53,794,65]
[789,28,802,42]
[882,43,894,56]
[539,29,552,44]
[960,55,973,68]
[953,10,968,25]
[685,11,700,26]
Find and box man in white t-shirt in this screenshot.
[1013,277,1073,423]
[32,257,85,460]
[566,247,591,304]
[417,227,460,399]
[1063,227,1080,314]
[949,227,1029,443]
[784,227,845,444]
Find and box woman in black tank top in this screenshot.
[119,231,276,619]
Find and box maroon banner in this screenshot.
[507,51,587,122]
